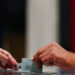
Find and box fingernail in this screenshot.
[13,64,18,70]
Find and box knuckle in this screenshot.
[38,49,44,54]
[7,52,11,56]
[51,47,55,50]
[38,49,42,53]
[50,47,56,52]
[6,51,10,55]
[51,42,57,47]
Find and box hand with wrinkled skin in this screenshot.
[0,48,18,70]
[32,42,75,71]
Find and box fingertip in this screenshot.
[9,56,18,66]
[13,64,18,70]
[15,61,18,65]
[32,57,35,62]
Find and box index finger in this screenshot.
[0,49,17,64]
[32,45,50,61]
[0,49,18,69]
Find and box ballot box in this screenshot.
[0,58,74,75]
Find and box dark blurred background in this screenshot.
[0,0,26,62]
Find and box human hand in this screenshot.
[32,42,75,71]
[0,48,18,70]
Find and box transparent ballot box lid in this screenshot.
[0,68,75,75]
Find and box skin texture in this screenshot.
[0,48,18,70]
[32,42,75,71]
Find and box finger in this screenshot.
[32,45,50,61]
[38,45,50,55]
[0,49,18,69]
[41,55,53,66]
[35,53,41,68]
[13,64,18,70]
[8,54,18,66]
[50,42,65,50]
[38,49,47,55]
[32,44,53,61]
[0,52,8,60]
[38,43,59,55]
[0,49,11,57]
[32,49,46,62]
[0,49,18,65]
[2,50,17,65]
[32,43,59,65]
[32,52,39,62]
[0,52,9,67]
[3,51,18,69]
[5,63,12,69]
[5,59,18,70]
[0,48,9,56]
[0,59,9,69]
[0,61,6,69]
[39,51,49,59]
